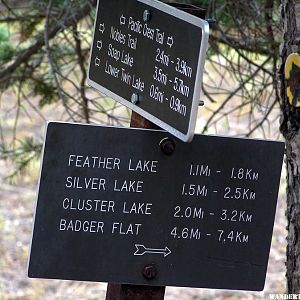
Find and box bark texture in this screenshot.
[280,0,300,292]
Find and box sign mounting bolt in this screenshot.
[131,93,140,105]
[160,137,176,155]
[142,264,157,280]
[199,100,205,107]
[143,9,151,22]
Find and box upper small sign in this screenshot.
[88,0,209,142]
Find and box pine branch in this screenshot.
[0,3,92,83]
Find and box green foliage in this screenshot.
[32,80,57,108]
[0,26,15,63]
[0,26,9,42]
[0,138,42,179]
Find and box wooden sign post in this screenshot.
[105,4,205,300]
[104,114,161,300]
[105,5,206,300]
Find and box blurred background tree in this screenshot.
[0,0,282,171]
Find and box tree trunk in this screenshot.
[280,0,300,293]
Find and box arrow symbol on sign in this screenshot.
[97,40,103,50]
[120,14,126,25]
[95,57,101,67]
[134,244,171,257]
[167,36,173,48]
[99,23,105,34]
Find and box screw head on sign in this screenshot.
[199,100,205,107]
[206,18,217,25]
[142,264,158,280]
[131,93,140,105]
[160,137,176,155]
[143,10,151,22]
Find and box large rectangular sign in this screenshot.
[28,122,284,291]
[88,0,209,142]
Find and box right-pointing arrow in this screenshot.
[120,15,126,25]
[95,57,101,67]
[134,244,171,257]
[167,36,173,48]
[99,23,105,34]
[97,40,103,50]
